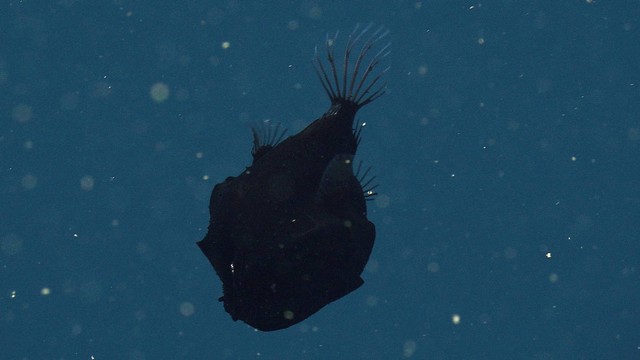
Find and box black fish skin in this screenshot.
[198,24,389,331]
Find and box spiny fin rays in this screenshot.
[355,160,378,199]
[251,122,288,161]
[313,23,390,109]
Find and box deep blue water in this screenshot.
[2,1,639,359]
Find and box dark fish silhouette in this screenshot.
[198,24,389,331]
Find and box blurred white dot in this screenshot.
[179,301,195,317]
[1,234,24,256]
[12,104,33,123]
[150,82,170,103]
[375,194,390,209]
[80,175,95,191]
[365,295,378,307]
[21,174,38,190]
[71,324,82,335]
[283,310,294,320]
[403,340,417,358]
[287,20,299,30]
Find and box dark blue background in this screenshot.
[2,1,639,359]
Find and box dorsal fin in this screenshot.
[354,160,378,200]
[313,24,391,109]
[250,121,287,163]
